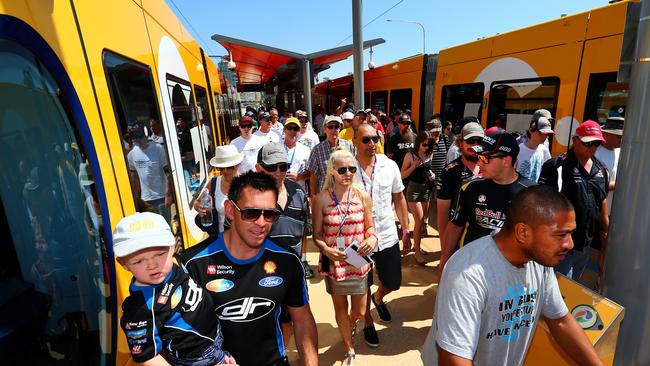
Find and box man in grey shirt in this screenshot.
[421,185,602,366]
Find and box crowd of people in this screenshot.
[115,103,622,365]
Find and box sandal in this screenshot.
[415,251,429,266]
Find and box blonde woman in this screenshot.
[312,148,377,366]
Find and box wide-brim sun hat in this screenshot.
[210,145,243,168]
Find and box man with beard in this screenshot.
[180,171,318,366]
[386,113,417,176]
[421,185,601,366]
[435,122,483,244]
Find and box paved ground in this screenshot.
[287,221,442,366]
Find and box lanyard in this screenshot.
[357,157,376,200]
[285,144,297,164]
[331,187,352,236]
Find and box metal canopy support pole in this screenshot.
[602,1,650,364]
[301,58,313,122]
[352,0,364,109]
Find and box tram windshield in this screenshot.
[0,39,110,364]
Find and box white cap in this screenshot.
[341,111,354,120]
[113,212,175,257]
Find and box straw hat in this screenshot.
[210,145,243,168]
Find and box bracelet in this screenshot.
[402,228,410,235]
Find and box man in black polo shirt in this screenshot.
[439,131,536,276]
[435,122,484,242]
[180,172,318,366]
[539,120,609,281]
[385,113,417,173]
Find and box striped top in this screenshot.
[318,189,371,281]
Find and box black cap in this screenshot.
[471,131,519,158]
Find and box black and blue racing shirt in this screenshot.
[120,264,222,363]
[179,236,308,366]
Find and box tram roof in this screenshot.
[212,34,384,86]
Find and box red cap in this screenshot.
[575,120,605,143]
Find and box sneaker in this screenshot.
[371,293,392,323]
[302,260,314,279]
[363,325,379,348]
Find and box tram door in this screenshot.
[0,23,111,365]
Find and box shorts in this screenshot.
[165,325,229,366]
[367,243,402,291]
[406,181,430,202]
[325,275,368,296]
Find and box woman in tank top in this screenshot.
[311,148,377,365]
[401,131,436,264]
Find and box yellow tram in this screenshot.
[0,0,237,364]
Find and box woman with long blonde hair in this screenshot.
[311,148,377,366]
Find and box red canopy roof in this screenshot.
[212,35,384,85]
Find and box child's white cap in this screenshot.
[113,212,174,257]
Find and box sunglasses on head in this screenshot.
[285,125,300,132]
[231,201,280,223]
[326,124,341,130]
[261,162,289,172]
[361,135,380,144]
[464,137,483,145]
[579,139,601,148]
[239,124,253,129]
[478,154,507,164]
[336,166,358,175]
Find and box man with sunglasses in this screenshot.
[231,116,266,174]
[269,108,284,137]
[282,118,311,191]
[436,122,484,245]
[354,123,411,348]
[254,112,281,143]
[180,171,318,366]
[539,120,609,282]
[306,116,355,196]
[296,111,320,150]
[440,131,535,276]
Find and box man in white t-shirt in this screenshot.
[296,111,320,150]
[421,185,601,366]
[127,122,171,222]
[282,117,311,191]
[230,116,265,174]
[269,108,284,137]
[595,116,623,215]
[515,116,553,182]
[253,112,280,143]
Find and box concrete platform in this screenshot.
[287,222,442,365]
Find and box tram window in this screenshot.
[440,83,484,132]
[371,90,388,114]
[389,88,413,117]
[166,77,207,202]
[103,52,180,233]
[488,77,560,135]
[194,86,215,157]
[583,72,628,123]
[0,39,110,364]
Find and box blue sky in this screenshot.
[168,0,605,80]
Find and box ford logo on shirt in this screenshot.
[259,276,283,288]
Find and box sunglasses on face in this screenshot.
[421,143,430,147]
[464,137,483,145]
[336,166,358,175]
[261,162,289,172]
[478,154,506,164]
[326,124,341,130]
[361,135,380,144]
[285,125,300,132]
[399,121,411,126]
[444,127,452,131]
[231,201,280,223]
[239,124,253,129]
[269,116,278,119]
[580,139,601,148]
[219,166,237,171]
